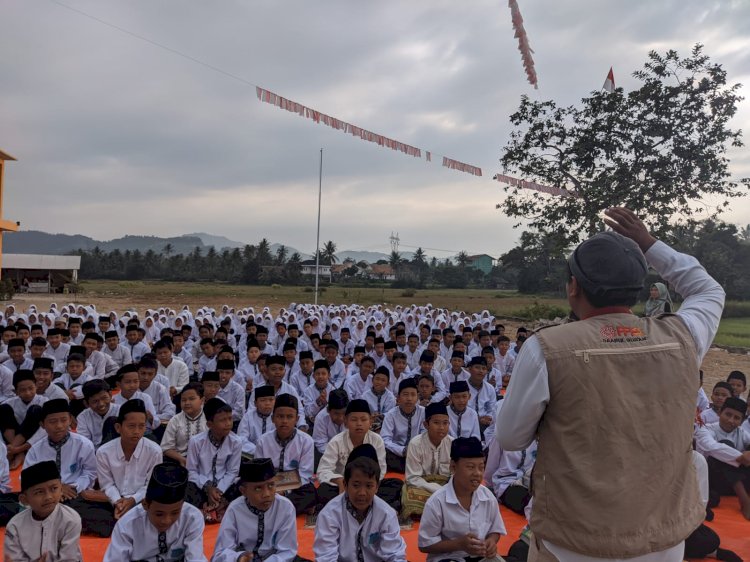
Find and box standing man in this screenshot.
[496,207,725,561]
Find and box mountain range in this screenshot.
[3,230,410,263]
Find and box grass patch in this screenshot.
[714,318,750,348]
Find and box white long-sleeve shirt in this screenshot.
[255,430,315,486]
[314,494,407,562]
[380,405,425,456]
[160,410,208,457]
[404,432,453,493]
[97,437,162,504]
[695,422,750,467]
[495,240,725,562]
[24,431,97,492]
[187,431,242,494]
[4,504,82,562]
[76,403,120,449]
[317,430,387,486]
[211,495,298,562]
[104,503,206,562]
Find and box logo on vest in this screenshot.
[600,325,648,343]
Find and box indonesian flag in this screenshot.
[602,67,615,93]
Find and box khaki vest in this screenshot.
[531,313,704,558]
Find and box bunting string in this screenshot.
[493,174,578,198]
[508,0,538,89]
[442,157,483,177]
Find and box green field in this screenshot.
[27,280,748,349]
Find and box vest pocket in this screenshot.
[574,342,681,363]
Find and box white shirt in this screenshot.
[97,437,162,504]
[41,382,70,402]
[141,381,176,422]
[447,406,480,440]
[695,421,750,466]
[76,403,120,448]
[237,408,274,456]
[314,493,407,562]
[255,430,315,486]
[301,382,336,421]
[405,432,453,493]
[496,240,725,561]
[112,391,160,430]
[211,495,298,562]
[343,372,372,400]
[217,381,247,422]
[158,358,190,392]
[468,379,497,419]
[54,370,91,399]
[380,405,425,456]
[317,430,387,486]
[160,410,208,457]
[0,440,11,493]
[187,431,242,493]
[328,358,347,387]
[4,503,82,562]
[361,388,396,416]
[699,407,719,425]
[102,344,132,369]
[418,478,506,562]
[6,394,47,424]
[289,368,314,398]
[0,364,14,403]
[24,431,97,492]
[104,503,206,562]
[440,367,469,390]
[312,409,344,455]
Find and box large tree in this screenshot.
[497,45,748,244]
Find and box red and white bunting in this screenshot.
[256,86,422,159]
[442,157,483,177]
[508,0,538,89]
[494,173,578,198]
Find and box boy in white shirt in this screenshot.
[402,402,453,519]
[138,356,176,441]
[216,358,246,429]
[381,378,425,473]
[77,379,120,449]
[161,382,207,466]
[103,463,206,562]
[103,330,132,370]
[344,354,374,400]
[0,370,47,469]
[154,338,189,397]
[361,366,396,432]
[466,356,497,440]
[700,382,734,425]
[237,385,275,457]
[94,399,163,537]
[255,393,317,514]
[301,359,336,426]
[289,349,315,397]
[418,437,506,561]
[212,458,298,562]
[312,389,348,465]
[314,444,407,562]
[447,381,481,440]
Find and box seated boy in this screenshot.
[290,349,315,397]
[161,382,207,466]
[417,374,440,407]
[139,356,176,441]
[466,356,497,438]
[255,393,317,514]
[154,338,189,397]
[212,458,298,562]
[185,397,242,519]
[201,371,222,401]
[701,381,734,425]
[94,399,163,536]
[312,389,348,465]
[237,385,275,456]
[24,399,97,512]
[248,355,306,429]
[381,378,425,473]
[77,379,120,449]
[727,370,747,399]
[113,364,160,433]
[0,439,20,526]
[4,461,82,562]
[695,396,750,518]
[216,358,246,427]
[344,354,374,400]
[317,399,397,509]
[302,359,336,427]
[361,366,396,432]
[418,437,506,561]
[484,436,536,515]
[402,402,453,519]
[314,444,407,562]
[440,350,468,390]
[0,370,47,468]
[104,463,206,562]
[33,357,69,403]
[447,381,481,440]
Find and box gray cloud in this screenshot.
[1,0,749,258]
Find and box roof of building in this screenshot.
[2,254,81,270]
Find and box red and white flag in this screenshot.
[602,67,615,93]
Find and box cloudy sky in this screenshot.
[1,0,749,258]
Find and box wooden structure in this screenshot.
[0,150,19,280]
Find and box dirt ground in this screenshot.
[7,293,749,395]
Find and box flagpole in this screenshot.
[314,148,323,306]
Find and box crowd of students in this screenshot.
[0,301,746,561]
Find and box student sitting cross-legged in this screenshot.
[447,380,481,440]
[401,402,453,519]
[418,437,506,561]
[103,463,207,562]
[237,385,276,457]
[312,389,349,469]
[254,393,317,514]
[185,397,242,520]
[211,458,299,562]
[92,398,163,537]
[4,461,82,562]
[380,378,425,473]
[161,382,207,467]
[0,370,47,469]
[314,444,407,562]
[76,379,120,450]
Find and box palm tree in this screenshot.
[321,240,338,264]
[389,251,403,269]
[163,243,174,257]
[275,245,288,265]
[456,251,470,268]
[412,247,426,265]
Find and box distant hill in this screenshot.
[4,229,310,258]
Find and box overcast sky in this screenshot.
[1,0,749,258]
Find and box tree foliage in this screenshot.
[497,45,749,244]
